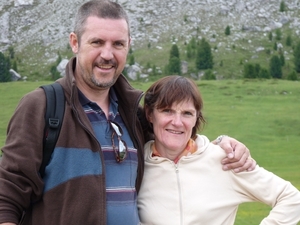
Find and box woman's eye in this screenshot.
[161,109,172,114]
[183,111,194,117]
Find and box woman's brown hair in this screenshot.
[144,75,206,139]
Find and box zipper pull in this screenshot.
[175,163,179,173]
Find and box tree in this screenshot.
[170,43,180,58]
[186,37,197,59]
[293,41,300,73]
[0,52,11,82]
[196,38,213,70]
[49,53,62,80]
[186,44,192,59]
[55,52,62,65]
[243,63,256,78]
[168,56,181,75]
[269,55,282,78]
[254,63,261,76]
[275,29,282,40]
[280,0,286,12]
[219,60,223,67]
[12,60,18,72]
[190,37,197,49]
[286,34,292,46]
[8,46,15,59]
[50,65,60,80]
[225,26,230,36]
[129,47,133,54]
[268,32,273,41]
[151,64,158,76]
[273,42,277,51]
[168,44,181,74]
[128,54,135,66]
[279,53,285,66]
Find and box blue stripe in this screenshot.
[107,188,136,202]
[43,147,102,192]
[102,147,138,162]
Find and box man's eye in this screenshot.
[91,41,102,46]
[115,42,124,47]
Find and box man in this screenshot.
[0,1,255,224]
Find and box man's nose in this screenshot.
[100,44,114,60]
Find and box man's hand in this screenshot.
[212,135,256,172]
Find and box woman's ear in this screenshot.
[147,114,153,123]
[145,106,153,123]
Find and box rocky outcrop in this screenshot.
[0,0,299,68]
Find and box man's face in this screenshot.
[70,16,130,90]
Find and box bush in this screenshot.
[202,69,216,80]
[258,68,270,79]
[287,70,298,81]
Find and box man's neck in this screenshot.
[78,84,111,118]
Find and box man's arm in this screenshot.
[212,135,256,172]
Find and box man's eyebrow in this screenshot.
[88,37,102,42]
[114,39,128,43]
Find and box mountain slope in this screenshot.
[0,0,299,79]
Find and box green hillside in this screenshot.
[0,79,299,224]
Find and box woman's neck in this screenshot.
[152,139,197,163]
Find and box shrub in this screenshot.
[287,70,298,81]
[203,69,216,80]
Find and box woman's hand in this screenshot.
[212,135,256,172]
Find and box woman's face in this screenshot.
[148,100,197,157]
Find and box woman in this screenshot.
[137,75,300,225]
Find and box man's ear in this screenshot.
[69,32,79,54]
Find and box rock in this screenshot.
[9,69,21,81]
[14,0,34,7]
[56,59,69,77]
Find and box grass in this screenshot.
[0,81,52,145]
[0,79,299,224]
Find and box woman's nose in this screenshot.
[171,113,183,126]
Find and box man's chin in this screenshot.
[91,76,118,89]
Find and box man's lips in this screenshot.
[97,64,114,69]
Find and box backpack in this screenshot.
[39,83,65,178]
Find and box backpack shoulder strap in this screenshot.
[39,83,65,178]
